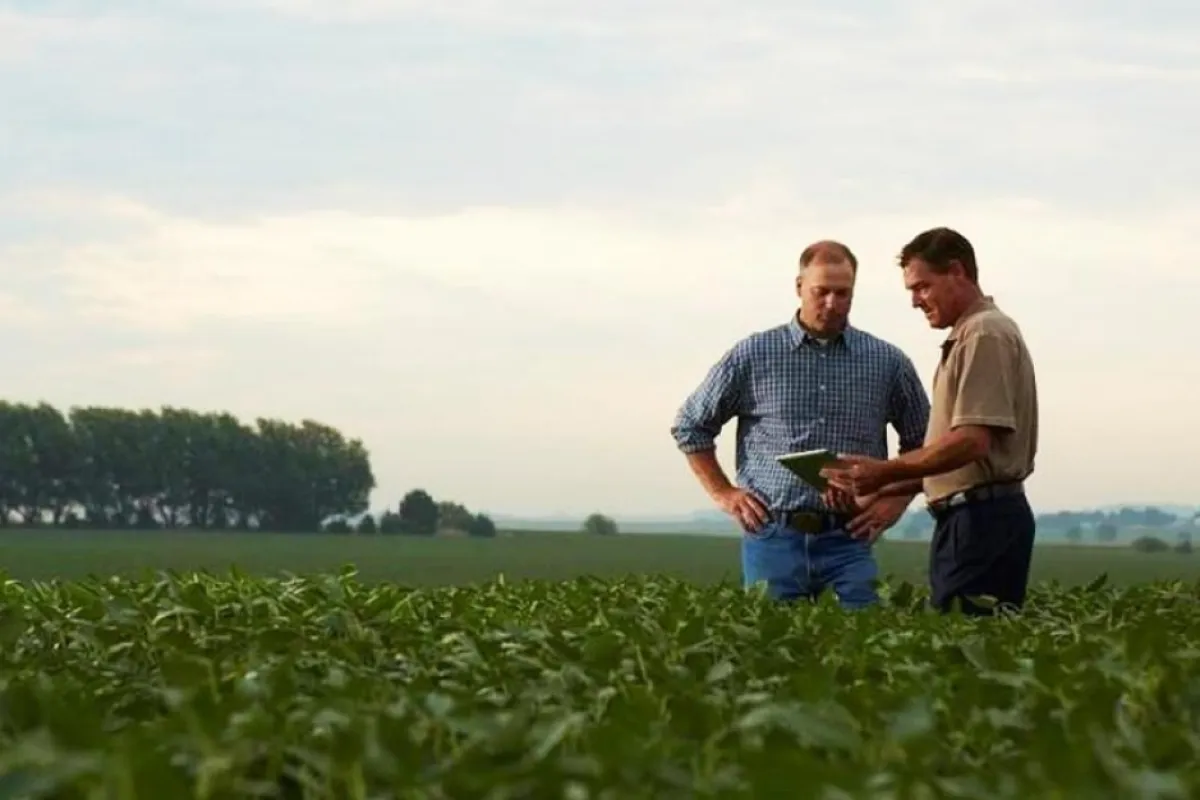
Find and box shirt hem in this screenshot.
[950,415,1017,430]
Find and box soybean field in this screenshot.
[1,529,1198,797]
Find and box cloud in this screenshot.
[9,184,1199,371]
[244,0,858,36]
[0,291,47,329]
[36,343,224,384]
[5,0,1197,219]
[6,182,1196,514]
[0,9,146,64]
[7,184,1198,392]
[2,1,1199,513]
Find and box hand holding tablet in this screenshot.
[774,448,853,492]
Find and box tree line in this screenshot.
[894,505,1195,552]
[0,400,621,538]
[331,494,619,538]
[328,489,499,538]
[0,400,374,532]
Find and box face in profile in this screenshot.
[796,260,855,335]
[902,257,963,329]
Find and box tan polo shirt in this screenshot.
[923,296,1038,503]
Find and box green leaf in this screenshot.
[0,568,1196,796]
[0,607,26,648]
[705,660,735,684]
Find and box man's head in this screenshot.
[897,227,982,329]
[795,239,857,336]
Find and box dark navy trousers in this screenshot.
[928,493,1036,615]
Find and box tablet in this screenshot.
[775,448,843,491]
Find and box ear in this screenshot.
[947,260,965,279]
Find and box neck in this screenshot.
[796,312,842,339]
[948,285,986,326]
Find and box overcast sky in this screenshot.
[3,1,1198,517]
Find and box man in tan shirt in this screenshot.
[827,227,1038,615]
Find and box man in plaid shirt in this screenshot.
[670,240,930,608]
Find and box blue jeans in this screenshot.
[741,519,879,609]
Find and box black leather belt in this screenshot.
[927,481,1025,516]
[779,509,850,534]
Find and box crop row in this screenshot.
[0,570,1198,798]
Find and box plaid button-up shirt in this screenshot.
[671,315,930,513]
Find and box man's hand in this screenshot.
[714,486,770,533]
[821,457,880,513]
[847,494,910,544]
[821,454,895,497]
[820,459,859,495]
[821,484,858,513]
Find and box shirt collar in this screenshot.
[788,313,856,350]
[945,294,996,343]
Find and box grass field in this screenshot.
[0,527,1197,587]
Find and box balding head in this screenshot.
[799,240,858,273]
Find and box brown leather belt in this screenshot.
[779,509,851,534]
[927,481,1025,516]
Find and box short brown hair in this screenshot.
[799,240,857,271]
[897,227,978,282]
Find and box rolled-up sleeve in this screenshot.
[670,346,746,453]
[888,352,931,453]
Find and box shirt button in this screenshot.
[819,385,826,390]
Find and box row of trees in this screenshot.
[326,489,499,537]
[1130,534,1193,554]
[895,505,1198,544]
[0,401,374,532]
[0,400,612,539]
[325,497,621,538]
[1060,522,1198,544]
[1040,507,1180,529]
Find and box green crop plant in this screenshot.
[0,569,1197,798]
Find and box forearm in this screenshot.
[887,427,989,482]
[876,477,923,498]
[684,449,735,500]
[876,442,929,497]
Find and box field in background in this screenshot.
[1,527,1197,587]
